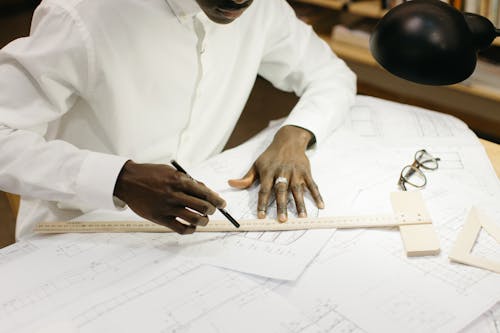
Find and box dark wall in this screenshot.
[0,0,39,14]
[0,0,39,47]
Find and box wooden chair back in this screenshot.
[5,193,19,219]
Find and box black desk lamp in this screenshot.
[370,0,500,85]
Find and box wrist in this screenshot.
[273,125,314,150]
[113,160,136,201]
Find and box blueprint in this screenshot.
[274,229,500,333]
[72,151,333,281]
[63,118,334,281]
[0,233,329,333]
[0,96,499,332]
[462,303,500,333]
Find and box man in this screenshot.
[0,0,356,239]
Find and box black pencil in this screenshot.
[171,160,240,228]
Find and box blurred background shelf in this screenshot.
[347,0,388,17]
[293,0,348,10]
[290,0,500,142]
[323,37,500,103]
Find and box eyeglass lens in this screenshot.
[401,165,427,188]
[415,149,439,170]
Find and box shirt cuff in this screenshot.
[280,97,352,146]
[75,151,129,210]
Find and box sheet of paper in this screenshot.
[462,302,500,333]
[0,234,325,333]
[269,96,500,332]
[133,227,335,281]
[274,229,500,333]
[3,95,500,332]
[67,121,334,281]
[0,241,38,265]
[73,200,334,281]
[331,96,480,147]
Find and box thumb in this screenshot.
[228,166,257,189]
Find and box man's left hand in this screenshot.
[228,125,324,222]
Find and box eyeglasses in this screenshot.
[398,149,440,191]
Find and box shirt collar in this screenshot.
[165,0,202,22]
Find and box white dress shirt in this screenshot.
[0,0,356,239]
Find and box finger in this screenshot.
[228,166,257,189]
[257,173,273,219]
[154,216,196,235]
[291,180,307,218]
[305,174,324,209]
[170,207,209,227]
[170,192,217,215]
[275,177,290,223]
[169,220,196,235]
[177,177,226,209]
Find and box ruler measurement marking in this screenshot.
[34,214,431,234]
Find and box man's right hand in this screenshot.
[113,160,226,234]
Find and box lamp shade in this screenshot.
[370,0,498,85]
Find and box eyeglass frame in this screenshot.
[398,149,441,191]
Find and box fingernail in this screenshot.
[258,211,266,219]
[279,214,287,223]
[318,201,325,209]
[299,212,307,218]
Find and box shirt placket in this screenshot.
[177,14,208,162]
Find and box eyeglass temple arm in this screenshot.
[398,177,408,191]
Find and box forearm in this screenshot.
[258,0,356,145]
[281,35,357,145]
[0,125,127,209]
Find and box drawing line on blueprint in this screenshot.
[378,290,456,332]
[348,174,394,208]
[301,298,365,333]
[74,264,318,333]
[226,184,319,246]
[74,262,200,328]
[314,230,367,265]
[376,219,492,293]
[433,151,465,169]
[162,275,273,332]
[349,104,455,138]
[0,242,38,265]
[491,304,500,333]
[415,111,454,137]
[54,233,146,257]
[350,105,379,137]
[0,235,156,320]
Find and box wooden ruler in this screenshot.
[34,213,431,234]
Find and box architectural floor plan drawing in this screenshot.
[0,236,327,333]
[0,96,499,332]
